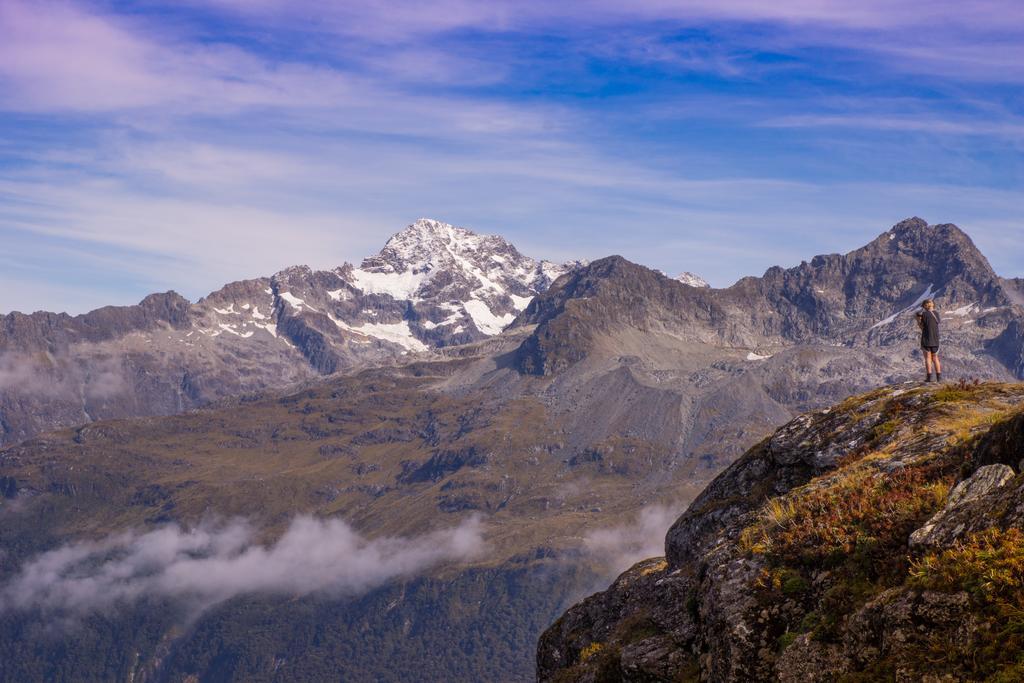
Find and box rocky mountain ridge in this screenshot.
[4,216,1019,450]
[512,218,1020,378]
[0,218,579,446]
[539,381,1024,682]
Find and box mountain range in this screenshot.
[1,216,1022,681]
[0,218,578,446]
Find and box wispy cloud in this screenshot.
[0,0,1022,313]
[197,0,1024,36]
[584,505,681,574]
[0,351,126,399]
[763,114,1024,142]
[0,0,360,114]
[1,515,485,619]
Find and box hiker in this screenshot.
[916,299,941,382]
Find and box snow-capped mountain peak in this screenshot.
[366,218,502,272]
[183,218,580,370]
[676,271,711,288]
[346,218,574,334]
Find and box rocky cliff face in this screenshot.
[0,218,577,446]
[538,381,1024,682]
[513,218,1020,378]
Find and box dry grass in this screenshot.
[906,527,1024,679]
[910,527,1024,602]
[578,642,604,662]
[639,559,668,576]
[741,463,953,564]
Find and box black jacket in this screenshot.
[920,310,940,348]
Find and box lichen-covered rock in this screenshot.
[910,463,1015,548]
[539,382,1024,682]
[536,558,697,680]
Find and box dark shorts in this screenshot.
[922,345,939,354]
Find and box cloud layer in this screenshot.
[2,516,484,617]
[1,0,1022,314]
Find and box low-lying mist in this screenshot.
[584,504,682,574]
[2,515,485,619]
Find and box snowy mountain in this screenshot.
[676,271,710,288]
[189,218,576,356]
[351,218,569,334]
[0,219,579,444]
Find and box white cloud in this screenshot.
[1,0,1022,316]
[0,0,359,114]
[583,505,681,574]
[1,515,485,618]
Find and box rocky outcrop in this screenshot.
[909,463,1015,548]
[539,382,1024,682]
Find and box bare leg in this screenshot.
[933,353,941,376]
[924,351,933,378]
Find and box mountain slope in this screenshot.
[0,218,1022,681]
[0,349,712,682]
[513,217,1020,377]
[0,218,576,446]
[539,382,1024,682]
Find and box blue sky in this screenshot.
[1,0,1022,314]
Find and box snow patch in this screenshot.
[423,310,462,330]
[541,261,567,284]
[949,303,977,316]
[510,294,533,310]
[358,322,428,351]
[746,352,772,361]
[280,291,316,312]
[351,269,428,300]
[463,299,514,335]
[870,284,936,329]
[327,288,351,301]
[217,323,253,338]
[254,322,277,338]
[676,272,710,288]
[328,314,427,352]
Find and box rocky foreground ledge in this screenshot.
[538,381,1024,682]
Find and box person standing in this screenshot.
[916,299,941,382]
